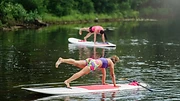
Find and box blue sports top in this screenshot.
[99,58,108,68]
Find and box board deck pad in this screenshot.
[22,83,147,95]
[78,85,118,90]
[68,38,116,48]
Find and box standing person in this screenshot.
[79,26,108,44]
[55,55,119,88]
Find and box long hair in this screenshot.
[100,30,108,40]
[110,55,120,64]
[104,33,108,40]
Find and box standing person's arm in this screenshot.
[94,32,97,44]
[94,28,99,44]
[101,34,106,43]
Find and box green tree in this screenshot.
[0,1,27,24]
[14,0,47,14]
[92,0,119,14]
[47,0,76,16]
[75,0,94,14]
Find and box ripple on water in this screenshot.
[118,39,149,46]
[165,42,180,46]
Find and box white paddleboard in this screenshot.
[68,38,116,48]
[22,83,147,95]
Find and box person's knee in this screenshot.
[70,59,76,63]
[74,72,83,77]
[70,59,79,66]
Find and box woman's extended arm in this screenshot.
[109,61,117,87]
[101,68,106,85]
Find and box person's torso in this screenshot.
[86,58,109,69]
[91,26,104,33]
[98,58,109,68]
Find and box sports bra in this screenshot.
[99,58,108,68]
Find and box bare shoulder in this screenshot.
[107,58,114,65]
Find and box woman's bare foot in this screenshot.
[83,38,87,41]
[64,80,70,88]
[55,57,62,68]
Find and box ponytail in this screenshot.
[104,32,108,40]
[100,30,108,40]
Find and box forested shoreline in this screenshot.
[0,0,180,30]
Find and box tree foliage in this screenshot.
[75,0,94,14]
[47,0,76,16]
[0,0,179,25]
[0,1,27,24]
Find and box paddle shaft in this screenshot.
[127,79,153,92]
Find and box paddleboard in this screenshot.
[68,38,116,48]
[22,83,147,95]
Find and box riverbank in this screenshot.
[47,18,157,25]
[0,18,157,31]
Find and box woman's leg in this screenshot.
[84,33,93,41]
[64,66,90,88]
[55,57,86,68]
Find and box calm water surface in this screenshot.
[0,21,180,101]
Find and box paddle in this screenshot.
[121,78,153,92]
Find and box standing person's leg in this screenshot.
[55,57,86,68]
[64,66,90,88]
[84,33,93,41]
[79,27,89,35]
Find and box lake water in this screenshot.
[0,20,180,101]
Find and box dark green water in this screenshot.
[0,21,180,101]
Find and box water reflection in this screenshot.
[1,21,180,101]
[68,43,115,59]
[33,90,143,101]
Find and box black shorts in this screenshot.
[89,26,94,33]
